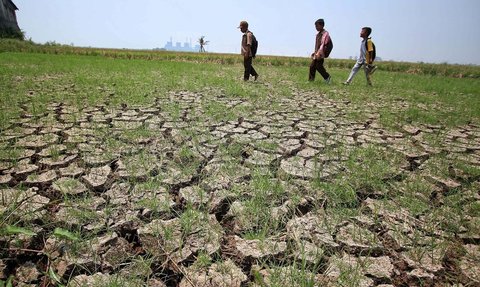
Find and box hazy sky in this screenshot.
[14,0,480,65]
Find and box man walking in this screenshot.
[238,20,258,81]
[309,19,331,84]
[343,27,377,86]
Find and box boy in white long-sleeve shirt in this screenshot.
[344,27,377,86]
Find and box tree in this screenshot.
[198,36,209,52]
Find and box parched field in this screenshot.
[1,46,480,286]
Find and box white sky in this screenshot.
[13,0,480,65]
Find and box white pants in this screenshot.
[345,61,371,85]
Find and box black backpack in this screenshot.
[250,32,258,58]
[366,38,376,61]
[324,38,333,58]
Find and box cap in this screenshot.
[237,20,248,28]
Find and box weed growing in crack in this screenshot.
[315,180,359,208]
[253,263,321,287]
[132,179,173,218]
[250,169,285,201]
[0,147,23,163]
[119,125,155,144]
[179,205,196,236]
[192,251,213,269]
[162,102,183,122]
[394,195,430,218]
[343,145,404,195]
[53,193,105,238]
[330,260,369,287]
[204,101,235,122]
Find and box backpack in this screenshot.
[250,32,258,58]
[366,38,376,61]
[323,33,333,58]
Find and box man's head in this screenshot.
[361,27,372,38]
[315,19,324,31]
[238,21,248,33]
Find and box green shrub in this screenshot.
[0,27,24,40]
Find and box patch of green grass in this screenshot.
[237,196,282,239]
[135,195,173,216]
[395,195,430,217]
[250,169,286,200]
[2,50,479,129]
[252,264,321,287]
[334,145,404,196]
[192,251,213,269]
[204,101,234,122]
[314,180,359,208]
[390,174,434,213]
[179,206,207,238]
[0,147,23,162]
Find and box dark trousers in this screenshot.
[243,57,258,80]
[309,58,330,81]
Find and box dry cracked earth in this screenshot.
[1,89,479,286]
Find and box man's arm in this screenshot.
[244,45,251,59]
[367,52,373,64]
[244,32,252,58]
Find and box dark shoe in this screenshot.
[325,76,331,84]
[254,75,259,81]
[366,64,377,75]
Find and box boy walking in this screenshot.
[238,20,258,81]
[344,27,377,86]
[309,18,331,84]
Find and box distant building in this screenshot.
[0,0,20,35]
[164,37,201,52]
